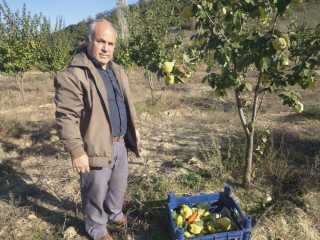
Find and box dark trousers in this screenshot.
[80,140,128,239]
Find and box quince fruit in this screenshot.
[180,204,193,219]
[272,37,287,51]
[189,223,203,234]
[216,216,232,231]
[162,61,175,73]
[175,214,184,226]
[165,74,175,86]
[292,101,304,113]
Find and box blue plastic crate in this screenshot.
[167,184,252,240]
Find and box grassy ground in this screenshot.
[0,65,319,239]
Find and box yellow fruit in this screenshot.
[272,38,287,51]
[165,74,175,86]
[175,214,184,226]
[180,204,193,219]
[216,217,232,231]
[162,61,175,73]
[189,223,203,234]
[203,211,210,217]
[259,17,269,27]
[184,72,191,78]
[184,231,192,238]
[206,224,216,233]
[220,7,227,15]
[292,101,304,113]
[182,6,193,19]
[280,55,289,66]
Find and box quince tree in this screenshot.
[182,0,319,188]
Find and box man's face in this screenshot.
[86,22,116,70]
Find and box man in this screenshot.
[54,19,140,240]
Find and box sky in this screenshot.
[5,0,139,26]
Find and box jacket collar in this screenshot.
[70,48,117,72]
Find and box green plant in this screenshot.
[179,172,203,189]
[0,0,71,103]
[183,0,319,188]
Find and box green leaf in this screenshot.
[195,202,210,211]
[231,42,241,48]
[245,82,253,91]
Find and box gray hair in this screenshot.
[87,19,117,42]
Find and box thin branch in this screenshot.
[255,91,266,121]
[235,90,250,136]
[253,73,265,122]
[270,12,279,38]
[204,11,230,45]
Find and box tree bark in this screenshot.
[235,90,254,189]
[15,76,26,103]
[243,130,254,189]
[145,70,154,98]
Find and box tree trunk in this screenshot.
[236,76,263,189]
[117,0,129,39]
[243,130,254,189]
[145,70,154,97]
[235,90,254,189]
[15,76,26,103]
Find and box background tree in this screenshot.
[35,16,72,76]
[0,0,71,103]
[119,0,192,93]
[64,21,88,52]
[0,0,41,102]
[182,0,319,188]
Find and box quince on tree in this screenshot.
[220,7,227,15]
[162,61,175,73]
[292,101,304,113]
[272,38,287,51]
[184,71,191,78]
[165,74,175,86]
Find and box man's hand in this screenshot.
[72,154,90,174]
[135,130,140,144]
